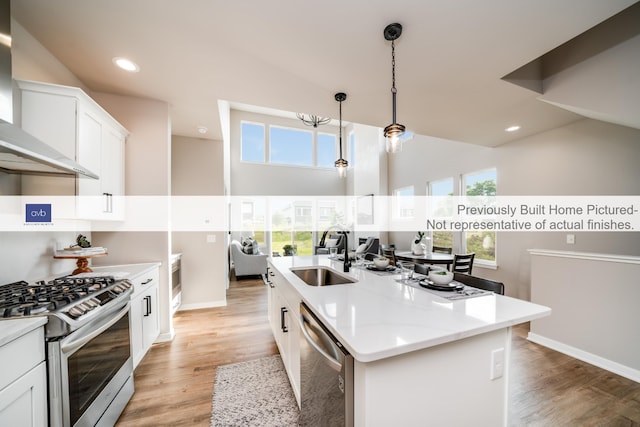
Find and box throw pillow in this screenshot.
[356,243,368,254]
[242,238,255,254]
[325,238,339,248]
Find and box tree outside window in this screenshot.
[462,169,496,263]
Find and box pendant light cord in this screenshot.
[338,99,343,159]
[391,39,397,123]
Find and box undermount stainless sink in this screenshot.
[291,266,357,286]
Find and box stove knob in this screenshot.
[67,306,85,318]
[81,301,97,310]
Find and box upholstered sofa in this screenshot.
[314,232,347,255]
[229,239,268,277]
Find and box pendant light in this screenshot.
[383,23,405,153]
[334,92,348,178]
[296,113,330,128]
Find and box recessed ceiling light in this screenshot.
[505,125,521,132]
[112,57,140,72]
[197,126,208,134]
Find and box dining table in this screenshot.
[395,251,454,268]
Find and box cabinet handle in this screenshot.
[263,268,273,288]
[141,278,153,285]
[280,307,288,333]
[103,192,113,213]
[103,192,109,213]
[143,295,151,316]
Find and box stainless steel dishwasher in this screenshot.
[299,302,354,426]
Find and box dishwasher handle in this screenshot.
[299,310,343,372]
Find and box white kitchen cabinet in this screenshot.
[129,265,160,369]
[266,261,300,405]
[17,79,128,220]
[0,320,47,427]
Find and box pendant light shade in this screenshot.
[383,23,405,153]
[334,92,348,178]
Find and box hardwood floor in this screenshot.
[116,276,278,427]
[117,276,640,426]
[508,323,640,426]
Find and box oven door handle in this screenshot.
[61,304,130,355]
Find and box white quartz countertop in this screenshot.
[79,262,162,280]
[270,255,551,362]
[0,317,47,347]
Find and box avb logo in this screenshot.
[25,204,52,223]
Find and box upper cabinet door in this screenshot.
[16,80,129,221]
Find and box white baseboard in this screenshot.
[156,328,175,343]
[178,299,227,311]
[527,332,640,383]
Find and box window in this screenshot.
[428,178,454,250]
[317,133,336,168]
[394,186,414,218]
[239,198,265,248]
[240,122,265,163]
[270,126,313,166]
[240,117,339,169]
[271,199,338,255]
[462,168,497,264]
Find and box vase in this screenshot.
[411,236,430,255]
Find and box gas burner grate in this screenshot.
[0,276,116,318]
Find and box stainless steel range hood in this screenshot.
[0,118,99,178]
[0,0,98,179]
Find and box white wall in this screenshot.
[171,135,227,309]
[349,123,388,244]
[90,93,174,340]
[387,118,640,300]
[540,34,640,130]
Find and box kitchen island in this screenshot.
[268,255,550,427]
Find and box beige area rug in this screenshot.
[210,355,299,426]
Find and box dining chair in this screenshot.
[453,273,504,295]
[379,243,395,254]
[432,246,452,254]
[380,247,397,266]
[452,253,475,274]
[413,263,430,276]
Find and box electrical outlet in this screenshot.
[490,348,504,380]
[566,234,575,244]
[206,234,216,243]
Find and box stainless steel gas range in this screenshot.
[0,275,135,427]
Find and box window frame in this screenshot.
[427,177,455,252]
[460,167,497,268]
[393,185,415,219]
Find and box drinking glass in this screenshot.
[329,247,338,259]
[399,262,415,281]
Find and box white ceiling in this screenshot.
[11,0,639,146]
